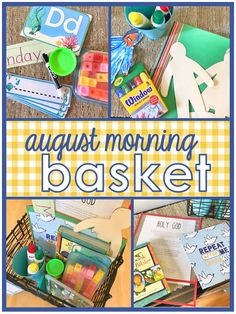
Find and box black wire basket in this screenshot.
[187,199,230,220]
[6,213,124,308]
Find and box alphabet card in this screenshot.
[181,223,230,289]
[21,6,92,53]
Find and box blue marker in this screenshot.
[115,88,125,98]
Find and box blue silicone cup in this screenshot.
[12,246,45,282]
[124,7,174,41]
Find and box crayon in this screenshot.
[129,80,136,89]
[122,83,131,94]
[140,72,149,83]
[133,76,142,86]
[115,88,125,98]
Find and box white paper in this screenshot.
[136,215,196,283]
[7,281,23,295]
[55,199,124,220]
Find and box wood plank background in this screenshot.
[6,6,108,118]
[111,6,230,117]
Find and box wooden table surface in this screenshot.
[6,199,131,308]
[111,6,230,117]
[6,6,108,119]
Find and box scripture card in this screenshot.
[21,6,91,53]
[181,223,230,289]
[136,215,197,283]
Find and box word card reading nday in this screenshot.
[22,6,91,53]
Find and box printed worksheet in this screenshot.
[136,215,197,283]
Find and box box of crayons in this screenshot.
[114,62,168,118]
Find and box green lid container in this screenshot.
[49,47,77,77]
[46,258,64,279]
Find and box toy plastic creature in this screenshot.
[111,29,143,83]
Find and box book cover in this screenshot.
[152,21,230,118]
[181,223,230,289]
[134,243,170,307]
[22,6,91,53]
[57,225,111,260]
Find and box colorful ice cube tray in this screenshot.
[73,50,108,106]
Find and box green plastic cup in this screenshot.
[46,258,64,279]
[49,47,77,77]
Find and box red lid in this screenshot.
[28,242,36,253]
[160,6,171,12]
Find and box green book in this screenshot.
[134,243,171,307]
[152,21,230,118]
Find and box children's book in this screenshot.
[26,205,79,257]
[152,21,230,118]
[181,223,230,289]
[56,226,111,261]
[26,202,126,258]
[26,205,108,257]
[21,6,92,53]
[134,243,171,307]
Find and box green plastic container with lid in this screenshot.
[46,258,65,279]
[49,47,77,77]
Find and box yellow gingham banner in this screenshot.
[6,120,230,197]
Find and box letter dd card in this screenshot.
[22,6,92,52]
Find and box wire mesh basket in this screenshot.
[6,213,124,308]
[187,199,230,220]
